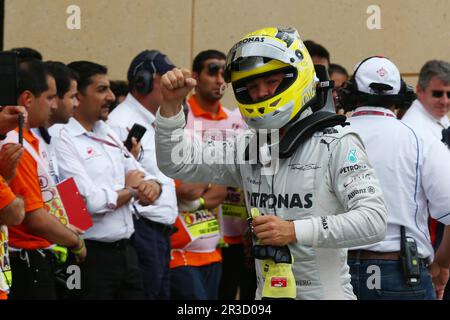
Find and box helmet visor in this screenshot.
[225,37,302,81]
[232,66,297,105]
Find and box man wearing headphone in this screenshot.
[341,56,450,300]
[108,50,178,300]
[154,27,389,300]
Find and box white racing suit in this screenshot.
[155,109,387,300]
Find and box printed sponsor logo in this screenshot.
[288,163,321,171]
[247,192,313,209]
[232,36,266,51]
[339,164,367,175]
[343,173,372,188]
[348,188,367,200]
[301,81,316,105]
[377,67,387,77]
[320,216,329,230]
[246,177,262,185]
[183,210,215,225]
[323,128,338,134]
[320,139,332,151]
[347,148,358,164]
[296,280,312,286]
[271,277,287,288]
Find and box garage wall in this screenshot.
[5,0,450,107]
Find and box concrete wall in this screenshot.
[5,0,450,108]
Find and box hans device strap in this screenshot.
[279,111,347,158]
[244,111,348,161]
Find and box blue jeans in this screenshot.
[348,258,436,300]
[132,216,171,299]
[170,263,222,300]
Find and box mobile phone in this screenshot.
[18,113,24,145]
[124,123,147,151]
[0,51,19,107]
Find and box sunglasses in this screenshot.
[432,90,450,99]
[206,62,225,76]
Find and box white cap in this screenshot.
[354,56,401,95]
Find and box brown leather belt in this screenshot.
[347,250,401,260]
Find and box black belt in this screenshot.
[9,249,56,262]
[348,250,428,267]
[139,217,177,236]
[85,238,130,249]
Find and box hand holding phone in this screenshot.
[0,105,27,136]
[124,123,147,151]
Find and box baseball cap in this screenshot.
[354,56,401,95]
[127,50,175,82]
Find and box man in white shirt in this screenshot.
[108,50,178,300]
[342,56,450,300]
[401,60,450,299]
[35,61,79,184]
[52,61,162,300]
[402,60,450,139]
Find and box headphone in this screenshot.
[132,50,160,94]
[338,56,416,111]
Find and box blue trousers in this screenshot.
[132,216,171,300]
[170,263,222,300]
[348,258,436,300]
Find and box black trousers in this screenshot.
[131,216,172,299]
[219,243,256,300]
[80,239,145,300]
[9,249,57,300]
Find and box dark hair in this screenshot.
[10,47,43,61]
[45,61,79,99]
[110,80,128,98]
[192,50,226,74]
[328,63,348,77]
[304,40,330,64]
[67,61,107,93]
[17,59,50,97]
[109,80,129,112]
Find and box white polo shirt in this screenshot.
[108,94,177,225]
[402,99,450,139]
[31,128,60,183]
[51,117,158,242]
[348,106,450,259]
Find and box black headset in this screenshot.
[132,50,160,94]
[338,56,416,111]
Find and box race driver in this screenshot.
[154,27,387,300]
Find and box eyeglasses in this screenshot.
[206,62,225,76]
[432,90,450,99]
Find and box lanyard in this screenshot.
[85,133,131,158]
[352,110,396,118]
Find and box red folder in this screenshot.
[44,177,93,231]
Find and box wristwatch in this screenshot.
[126,187,138,200]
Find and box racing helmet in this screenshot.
[224,27,317,129]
